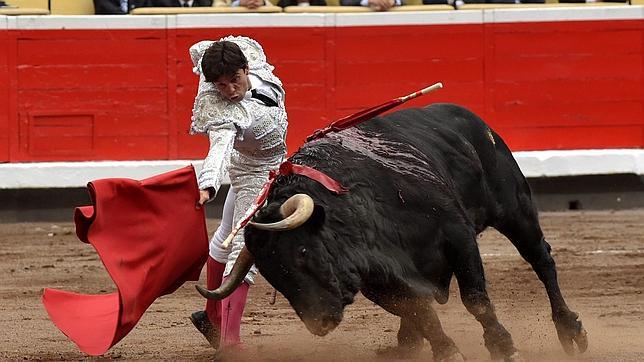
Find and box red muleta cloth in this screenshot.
[42,165,209,356]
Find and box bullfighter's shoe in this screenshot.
[190,310,220,349]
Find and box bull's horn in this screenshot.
[195,247,254,300]
[248,193,314,231]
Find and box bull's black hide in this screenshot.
[245,103,587,360]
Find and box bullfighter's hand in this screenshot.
[240,0,264,9]
[198,189,211,206]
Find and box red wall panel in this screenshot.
[497,125,644,151]
[11,29,169,162]
[0,27,8,162]
[486,20,644,150]
[332,24,486,115]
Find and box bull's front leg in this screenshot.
[410,299,465,362]
[366,289,464,361]
[375,317,423,359]
[447,225,520,361]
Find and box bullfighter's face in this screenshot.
[245,200,359,336]
[214,67,250,103]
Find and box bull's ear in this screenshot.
[255,202,283,223]
[306,204,326,233]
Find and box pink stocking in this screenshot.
[219,277,250,348]
[205,257,225,328]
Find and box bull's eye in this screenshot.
[295,246,307,268]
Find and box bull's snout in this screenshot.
[302,314,342,336]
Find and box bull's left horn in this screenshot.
[195,247,254,300]
[249,193,314,231]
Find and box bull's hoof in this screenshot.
[490,349,521,362]
[484,328,516,361]
[504,351,525,362]
[433,345,464,362]
[574,328,589,353]
[436,351,465,362]
[555,312,588,355]
[375,345,422,359]
[559,325,588,355]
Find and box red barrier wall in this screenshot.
[11,29,170,162]
[1,12,643,163]
[488,20,644,150]
[0,21,9,162]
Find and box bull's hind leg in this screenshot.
[447,225,519,360]
[496,210,587,355]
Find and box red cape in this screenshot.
[42,165,209,356]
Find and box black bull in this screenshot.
[198,103,588,360]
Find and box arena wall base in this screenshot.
[1,149,643,189]
[1,176,642,222]
[1,149,643,222]
[530,174,644,211]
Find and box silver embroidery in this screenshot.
[190,90,251,135]
[197,123,236,192]
[222,150,285,282]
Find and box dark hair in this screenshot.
[201,41,248,83]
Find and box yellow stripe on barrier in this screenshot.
[4,0,48,9]
[49,0,95,15]
[0,7,50,14]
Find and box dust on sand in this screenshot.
[1,210,642,361]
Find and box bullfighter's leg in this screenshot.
[191,188,238,349]
[496,213,587,355]
[448,226,518,360]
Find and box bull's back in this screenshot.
[362,103,501,178]
[360,103,528,227]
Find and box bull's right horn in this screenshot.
[195,246,254,300]
[248,193,314,231]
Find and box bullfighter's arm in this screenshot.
[197,123,236,197]
[190,82,251,199]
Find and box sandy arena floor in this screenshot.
[1,210,642,361]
